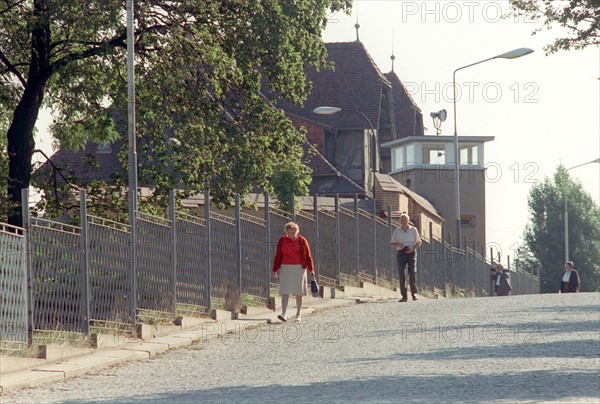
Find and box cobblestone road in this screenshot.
[4,293,599,404]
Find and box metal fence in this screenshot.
[0,190,540,346]
[0,223,27,345]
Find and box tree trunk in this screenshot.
[7,84,46,227]
[7,0,51,227]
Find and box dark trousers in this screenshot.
[561,282,574,293]
[397,251,418,298]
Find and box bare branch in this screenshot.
[0,50,27,86]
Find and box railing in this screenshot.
[0,191,540,346]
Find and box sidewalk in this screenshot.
[0,282,401,394]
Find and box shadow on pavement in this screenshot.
[57,369,599,403]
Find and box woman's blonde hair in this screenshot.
[284,221,299,232]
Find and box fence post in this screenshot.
[335,194,340,288]
[313,193,319,278]
[354,194,360,276]
[205,188,212,309]
[21,188,34,347]
[265,192,271,302]
[169,191,177,318]
[489,247,495,296]
[235,193,242,297]
[388,206,393,284]
[290,193,296,222]
[463,236,468,296]
[441,232,448,297]
[481,245,486,297]
[80,190,91,335]
[371,199,380,285]
[128,196,137,326]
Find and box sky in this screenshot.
[320,0,600,264]
[34,1,599,265]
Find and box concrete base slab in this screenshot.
[210,309,238,321]
[341,285,368,297]
[136,323,181,339]
[150,335,195,350]
[33,352,139,379]
[366,282,401,297]
[176,316,214,330]
[0,369,65,392]
[241,305,273,317]
[0,356,46,375]
[319,286,337,299]
[43,344,97,363]
[121,341,170,357]
[91,332,136,349]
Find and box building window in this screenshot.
[406,144,415,165]
[460,215,476,228]
[392,144,415,171]
[423,145,446,164]
[459,144,479,165]
[405,178,411,188]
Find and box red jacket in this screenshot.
[272,235,314,273]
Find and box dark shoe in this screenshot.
[399,297,407,302]
[412,295,418,301]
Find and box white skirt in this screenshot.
[279,264,308,296]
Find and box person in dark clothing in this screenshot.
[559,261,580,293]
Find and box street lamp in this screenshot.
[313,106,378,190]
[452,47,534,248]
[564,157,600,261]
[126,0,138,324]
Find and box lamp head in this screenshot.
[430,109,447,135]
[430,109,447,122]
[494,48,534,59]
[313,106,342,115]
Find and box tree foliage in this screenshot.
[520,165,600,292]
[508,0,600,54]
[1,0,352,224]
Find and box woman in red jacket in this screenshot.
[272,221,315,322]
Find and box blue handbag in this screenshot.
[310,279,320,298]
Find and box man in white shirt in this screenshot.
[390,213,422,302]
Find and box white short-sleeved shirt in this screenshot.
[391,225,421,250]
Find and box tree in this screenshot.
[520,165,600,292]
[508,0,600,54]
[1,0,352,225]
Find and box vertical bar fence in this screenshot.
[0,191,540,347]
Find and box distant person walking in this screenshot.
[559,261,580,293]
[390,214,422,302]
[492,263,512,296]
[272,222,315,322]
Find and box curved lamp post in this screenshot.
[564,157,600,261]
[452,47,534,248]
[313,106,378,189]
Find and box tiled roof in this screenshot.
[375,172,442,220]
[302,142,366,195]
[269,42,390,129]
[38,138,366,196]
[384,72,424,137]
[37,140,125,183]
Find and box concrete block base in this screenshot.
[210,309,238,321]
[136,323,182,340]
